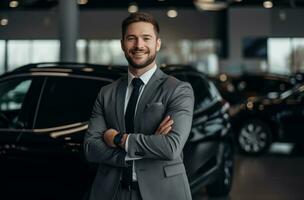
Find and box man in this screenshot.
[84,12,194,200]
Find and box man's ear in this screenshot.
[156,38,161,52]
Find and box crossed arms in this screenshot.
[103,115,174,149]
[84,82,194,167]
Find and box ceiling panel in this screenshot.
[0,0,304,10]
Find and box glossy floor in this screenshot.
[1,143,304,200]
[193,143,304,200]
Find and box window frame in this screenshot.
[0,74,44,130]
[33,75,113,129]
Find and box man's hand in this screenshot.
[103,129,119,148]
[155,116,174,135]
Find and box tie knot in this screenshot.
[132,78,143,88]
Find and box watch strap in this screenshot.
[113,132,123,146]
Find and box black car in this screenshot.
[289,72,304,85]
[0,63,234,199]
[231,84,304,155]
[212,73,296,106]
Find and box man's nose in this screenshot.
[135,38,144,48]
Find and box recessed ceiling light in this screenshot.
[0,18,8,26]
[219,74,227,82]
[167,9,178,18]
[263,0,273,8]
[194,0,228,11]
[9,1,19,8]
[78,0,88,5]
[128,3,138,13]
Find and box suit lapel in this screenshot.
[116,75,127,132]
[134,68,167,132]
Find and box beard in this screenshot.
[124,47,157,69]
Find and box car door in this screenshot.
[18,75,111,161]
[0,76,44,181]
[278,89,304,142]
[170,72,223,182]
[0,76,43,158]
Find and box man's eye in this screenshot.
[143,38,151,41]
[127,37,135,41]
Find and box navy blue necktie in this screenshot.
[122,78,143,185]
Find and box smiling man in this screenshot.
[84,12,194,200]
[122,21,160,71]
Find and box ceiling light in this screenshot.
[235,0,242,2]
[0,18,8,26]
[9,1,19,8]
[194,0,228,11]
[78,0,88,5]
[263,0,273,8]
[128,3,138,13]
[219,74,227,82]
[167,9,178,18]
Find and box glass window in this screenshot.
[158,40,220,76]
[7,40,59,71]
[88,40,127,65]
[35,77,110,128]
[85,39,220,76]
[31,40,59,63]
[0,40,5,75]
[268,38,292,75]
[291,38,304,72]
[0,78,32,128]
[77,39,87,63]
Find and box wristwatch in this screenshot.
[113,132,124,146]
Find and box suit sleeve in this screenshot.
[84,87,128,167]
[127,81,194,160]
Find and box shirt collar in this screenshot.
[127,65,157,87]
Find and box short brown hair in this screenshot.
[122,12,160,39]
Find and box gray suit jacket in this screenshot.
[84,68,194,200]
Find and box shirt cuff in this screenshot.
[125,134,143,161]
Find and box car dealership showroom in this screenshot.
[1,0,304,200]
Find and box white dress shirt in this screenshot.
[124,65,157,181]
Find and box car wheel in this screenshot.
[207,143,234,197]
[237,119,272,155]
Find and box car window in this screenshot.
[173,73,218,109]
[0,78,32,128]
[35,77,110,129]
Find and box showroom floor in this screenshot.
[2,143,304,200]
[193,143,304,200]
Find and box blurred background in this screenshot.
[0,0,304,200]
